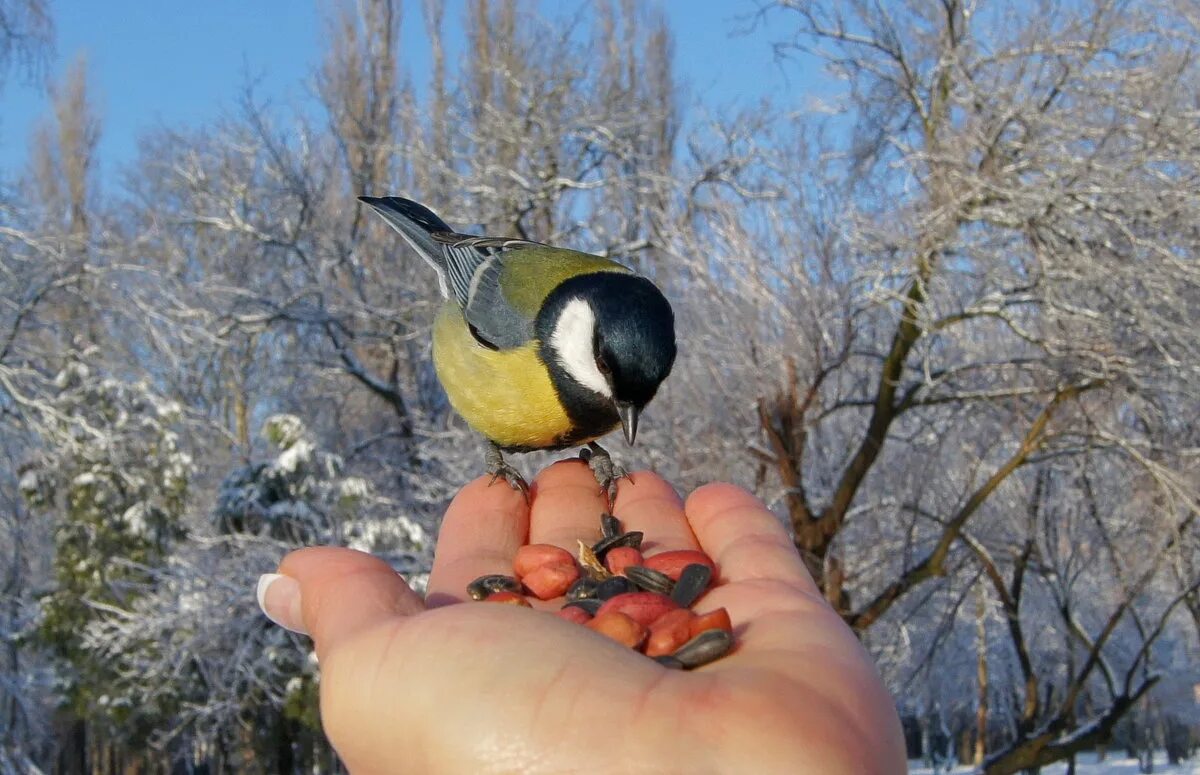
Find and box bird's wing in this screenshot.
[430,232,543,309]
[359,197,628,349]
[455,248,539,350]
[458,244,632,350]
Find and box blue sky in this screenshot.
[0,1,822,185]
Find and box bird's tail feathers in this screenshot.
[358,196,454,296]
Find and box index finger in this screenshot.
[424,475,530,608]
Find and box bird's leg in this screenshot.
[579,441,631,507]
[485,442,530,501]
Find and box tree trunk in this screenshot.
[975,583,989,766]
[57,717,88,775]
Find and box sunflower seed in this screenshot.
[562,598,602,616]
[673,629,734,669]
[653,655,684,670]
[624,565,675,596]
[600,513,622,539]
[591,530,644,559]
[593,575,635,600]
[466,574,522,601]
[565,576,600,601]
[670,563,712,608]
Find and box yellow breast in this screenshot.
[431,304,576,449]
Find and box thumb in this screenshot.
[259,546,424,659]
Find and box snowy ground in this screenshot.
[909,751,1200,774]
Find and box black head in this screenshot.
[587,274,676,407]
[536,272,676,442]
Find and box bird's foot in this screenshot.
[485,444,530,502]
[579,442,631,508]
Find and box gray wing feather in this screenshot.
[462,257,535,349]
[359,196,539,348]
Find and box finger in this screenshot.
[685,483,820,597]
[610,470,699,554]
[424,475,530,608]
[526,458,608,549]
[270,546,423,659]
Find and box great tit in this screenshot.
[359,196,676,498]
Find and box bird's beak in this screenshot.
[618,403,640,446]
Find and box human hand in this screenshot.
[257,460,906,774]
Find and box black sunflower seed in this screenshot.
[600,513,622,539]
[653,655,684,670]
[673,629,734,669]
[562,598,602,616]
[593,575,635,600]
[591,530,644,559]
[670,563,712,608]
[565,577,600,601]
[624,565,675,596]
[466,574,522,601]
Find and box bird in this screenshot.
[359,196,676,502]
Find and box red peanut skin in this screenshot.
[555,606,593,625]
[595,592,679,628]
[689,607,733,638]
[513,544,577,579]
[642,550,716,582]
[645,608,696,657]
[484,591,531,607]
[604,546,644,576]
[586,611,647,649]
[521,563,581,600]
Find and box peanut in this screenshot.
[595,591,679,628]
[522,562,580,600]
[642,550,716,581]
[689,607,733,638]
[513,544,577,579]
[645,608,695,657]
[484,591,531,607]
[604,546,644,576]
[586,611,647,649]
[555,606,593,625]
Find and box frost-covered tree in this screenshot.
[215,413,429,566]
[18,360,190,745]
[732,1,1200,769]
[71,413,427,770]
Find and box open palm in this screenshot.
[261,460,905,774]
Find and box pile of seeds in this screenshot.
[467,513,734,669]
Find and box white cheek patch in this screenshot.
[550,298,612,398]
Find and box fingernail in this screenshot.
[256,573,307,634]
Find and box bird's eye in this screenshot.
[593,332,610,375]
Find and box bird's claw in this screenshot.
[580,442,631,508]
[488,463,530,501]
[486,445,530,502]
